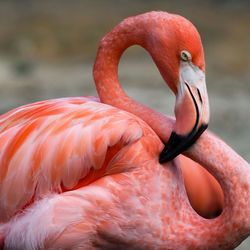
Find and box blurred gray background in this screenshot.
[0,1,249,248]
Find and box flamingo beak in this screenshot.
[159,61,209,163]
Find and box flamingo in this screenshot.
[0,11,249,249]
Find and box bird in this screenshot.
[0,11,249,249]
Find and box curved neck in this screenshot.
[93,14,250,247]
[93,15,174,142]
[186,131,250,248]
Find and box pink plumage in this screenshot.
[0,11,249,249]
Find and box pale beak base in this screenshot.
[159,61,209,163]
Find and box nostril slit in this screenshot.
[197,88,203,103]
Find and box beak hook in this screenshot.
[159,123,208,163]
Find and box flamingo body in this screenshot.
[0,97,195,249]
[0,11,250,250]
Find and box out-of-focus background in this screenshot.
[0,0,249,248]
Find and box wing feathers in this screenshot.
[0,97,146,222]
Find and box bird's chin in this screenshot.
[159,123,208,163]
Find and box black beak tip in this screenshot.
[159,132,184,163]
[159,148,174,163]
[159,150,173,164]
[159,124,208,164]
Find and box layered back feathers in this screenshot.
[0,97,156,222]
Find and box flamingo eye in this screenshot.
[180,50,192,62]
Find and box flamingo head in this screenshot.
[146,13,209,162]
